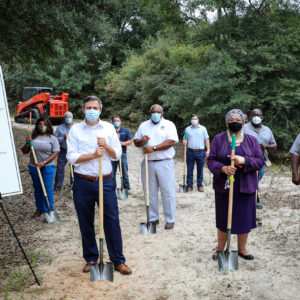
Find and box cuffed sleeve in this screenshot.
[66,127,81,166]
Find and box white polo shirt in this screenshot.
[134,118,179,160]
[66,120,122,176]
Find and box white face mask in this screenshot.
[252,116,262,125]
[191,119,198,126]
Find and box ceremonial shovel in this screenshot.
[117,158,128,200]
[217,134,238,271]
[70,164,74,199]
[30,141,60,223]
[179,132,188,193]
[140,151,156,234]
[90,157,114,282]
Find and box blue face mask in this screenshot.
[65,118,72,124]
[151,113,161,123]
[191,119,198,126]
[113,122,120,128]
[85,109,100,122]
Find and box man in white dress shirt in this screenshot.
[134,104,179,230]
[67,95,131,275]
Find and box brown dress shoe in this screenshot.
[83,261,96,273]
[188,187,193,191]
[114,264,132,275]
[164,222,174,230]
[198,187,204,192]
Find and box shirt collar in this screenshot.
[82,119,104,128]
[190,124,200,128]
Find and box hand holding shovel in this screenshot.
[29,141,60,224]
[217,134,238,271]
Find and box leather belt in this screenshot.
[149,158,171,162]
[188,148,204,152]
[74,172,112,181]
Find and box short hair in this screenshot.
[191,114,198,119]
[112,115,121,122]
[83,95,102,108]
[225,109,245,124]
[64,111,73,118]
[150,104,163,113]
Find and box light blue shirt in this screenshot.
[184,125,209,150]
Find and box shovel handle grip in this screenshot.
[30,142,50,210]
[99,157,104,239]
[227,134,236,230]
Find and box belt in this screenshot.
[188,148,204,152]
[149,158,171,162]
[74,172,112,181]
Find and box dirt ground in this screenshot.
[1,122,299,300]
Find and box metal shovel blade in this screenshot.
[179,184,188,193]
[44,210,60,224]
[90,262,114,282]
[117,188,128,200]
[140,222,156,235]
[217,250,238,271]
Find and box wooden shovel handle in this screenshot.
[99,157,104,239]
[30,144,47,198]
[145,153,149,207]
[70,164,74,180]
[119,158,123,177]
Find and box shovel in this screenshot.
[179,132,188,193]
[70,164,74,199]
[140,151,156,234]
[117,158,128,200]
[29,141,60,223]
[217,134,238,271]
[90,156,114,282]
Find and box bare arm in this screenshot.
[121,140,132,147]
[76,147,104,163]
[291,154,300,185]
[143,139,175,154]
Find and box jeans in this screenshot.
[54,148,72,189]
[73,176,125,266]
[258,165,266,182]
[112,153,130,190]
[186,149,205,188]
[29,165,55,212]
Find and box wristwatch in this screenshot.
[43,160,47,165]
[153,146,157,151]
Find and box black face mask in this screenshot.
[228,122,242,133]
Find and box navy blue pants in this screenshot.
[54,149,71,189]
[112,153,130,190]
[186,149,205,188]
[73,176,125,266]
[29,165,55,212]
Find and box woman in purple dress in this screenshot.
[207,109,264,260]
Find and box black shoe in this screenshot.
[151,220,159,225]
[238,252,254,260]
[32,211,43,218]
[54,187,61,192]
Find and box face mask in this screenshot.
[252,116,262,125]
[151,113,161,123]
[65,118,72,124]
[228,122,242,133]
[113,122,120,128]
[38,125,47,133]
[191,119,198,126]
[85,109,100,123]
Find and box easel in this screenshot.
[0,193,40,286]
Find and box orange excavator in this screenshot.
[15,87,69,123]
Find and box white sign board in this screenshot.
[0,66,23,197]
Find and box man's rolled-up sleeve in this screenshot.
[66,128,81,166]
[110,128,122,160]
[168,122,179,143]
